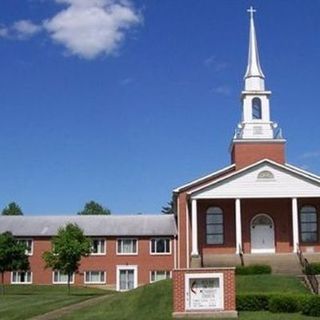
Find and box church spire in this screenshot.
[244,6,265,91]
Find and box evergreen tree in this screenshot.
[77,201,111,215]
[1,202,23,216]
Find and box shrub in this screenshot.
[236,294,269,311]
[268,295,300,313]
[304,263,320,275]
[236,264,272,275]
[302,296,320,317]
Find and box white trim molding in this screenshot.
[235,199,242,254]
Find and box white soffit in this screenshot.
[190,161,320,199]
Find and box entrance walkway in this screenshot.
[30,293,115,320]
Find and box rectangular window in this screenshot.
[53,271,74,284]
[18,239,33,255]
[117,239,137,254]
[300,207,318,243]
[206,207,224,245]
[11,271,32,284]
[91,239,106,255]
[150,238,171,254]
[85,271,106,284]
[150,271,171,283]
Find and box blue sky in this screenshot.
[0,0,319,215]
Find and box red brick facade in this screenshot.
[231,141,286,170]
[3,236,175,289]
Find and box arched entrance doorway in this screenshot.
[250,214,275,253]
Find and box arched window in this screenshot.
[252,98,262,120]
[300,206,318,243]
[257,170,274,180]
[206,207,223,244]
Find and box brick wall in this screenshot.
[4,236,174,288]
[231,141,286,169]
[172,268,236,313]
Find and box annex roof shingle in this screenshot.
[0,215,177,237]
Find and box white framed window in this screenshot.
[116,265,138,291]
[11,271,32,284]
[18,239,33,256]
[150,270,171,283]
[150,238,171,254]
[206,207,224,245]
[84,271,106,284]
[117,239,138,255]
[300,206,318,243]
[91,239,106,255]
[52,271,74,284]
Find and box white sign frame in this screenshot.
[184,273,224,311]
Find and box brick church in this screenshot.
[1,8,320,290]
[174,7,320,271]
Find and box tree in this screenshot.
[42,223,91,294]
[77,201,111,215]
[0,232,29,294]
[1,202,23,216]
[161,200,174,214]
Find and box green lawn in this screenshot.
[0,276,314,320]
[60,276,313,320]
[237,275,310,294]
[0,285,112,320]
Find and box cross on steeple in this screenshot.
[247,6,256,19]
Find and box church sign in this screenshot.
[172,268,237,318]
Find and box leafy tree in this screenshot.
[161,200,174,214]
[77,201,111,215]
[0,232,29,294]
[42,223,91,294]
[1,202,23,216]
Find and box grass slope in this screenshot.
[62,280,173,320]
[0,285,111,320]
[237,275,310,294]
[60,275,314,320]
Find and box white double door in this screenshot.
[251,214,275,253]
[117,265,137,291]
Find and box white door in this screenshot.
[251,214,275,253]
[117,265,137,291]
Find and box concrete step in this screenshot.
[203,254,242,268]
[243,253,302,275]
[303,253,320,264]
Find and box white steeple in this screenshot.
[244,6,265,91]
[232,7,284,141]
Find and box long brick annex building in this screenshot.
[1,9,320,290]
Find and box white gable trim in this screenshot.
[188,159,320,198]
[173,164,235,192]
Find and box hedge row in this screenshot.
[304,262,320,275]
[235,264,272,275]
[237,294,320,316]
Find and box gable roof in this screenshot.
[188,159,320,198]
[173,164,235,193]
[0,215,177,237]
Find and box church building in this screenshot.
[173,7,320,270]
[0,8,319,290]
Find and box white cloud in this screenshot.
[299,151,320,160]
[12,20,42,39]
[211,85,232,96]
[0,20,42,39]
[204,55,229,71]
[44,0,141,59]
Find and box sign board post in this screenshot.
[172,268,237,318]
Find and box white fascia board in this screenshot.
[187,158,320,196]
[173,164,235,193]
[285,163,320,181]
